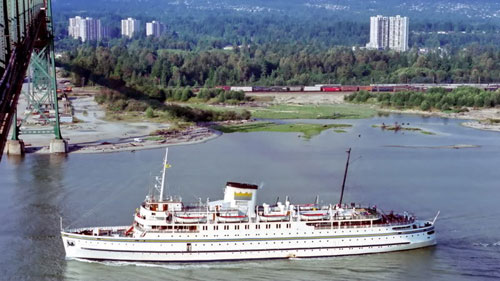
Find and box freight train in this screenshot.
[216,84,500,93]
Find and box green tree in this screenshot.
[420,100,431,111]
[145,107,155,118]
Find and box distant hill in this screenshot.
[53,0,500,23]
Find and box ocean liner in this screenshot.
[61,148,437,262]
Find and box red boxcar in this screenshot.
[322,86,342,92]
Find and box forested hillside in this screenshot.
[53,0,500,51]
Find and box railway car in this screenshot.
[288,86,303,92]
[358,86,373,91]
[485,85,500,91]
[322,86,342,92]
[231,86,253,92]
[216,86,231,91]
[372,86,395,92]
[303,86,322,92]
[270,86,288,92]
[393,85,410,92]
[340,86,359,92]
[252,86,272,92]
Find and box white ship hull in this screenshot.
[62,222,436,262]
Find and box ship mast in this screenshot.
[160,148,169,201]
[339,148,351,207]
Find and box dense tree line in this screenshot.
[60,44,500,91]
[345,87,500,111]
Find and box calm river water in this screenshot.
[1,114,499,280]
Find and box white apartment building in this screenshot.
[366,15,409,52]
[146,21,165,37]
[389,15,409,52]
[121,18,140,38]
[68,17,105,42]
[68,16,82,39]
[366,15,389,50]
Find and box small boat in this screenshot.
[217,214,248,223]
[174,213,207,224]
[300,211,329,221]
[259,213,290,222]
[298,204,317,210]
[259,202,290,222]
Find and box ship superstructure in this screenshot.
[61,149,437,262]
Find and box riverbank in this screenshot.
[13,90,500,156]
[16,93,221,155]
[250,91,500,132]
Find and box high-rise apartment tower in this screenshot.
[68,17,106,42]
[366,15,409,52]
[146,21,166,37]
[388,15,409,52]
[121,18,140,38]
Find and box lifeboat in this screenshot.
[300,211,329,221]
[217,214,248,223]
[259,213,290,222]
[174,213,207,224]
[298,204,318,211]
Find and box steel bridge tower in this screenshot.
[0,0,66,161]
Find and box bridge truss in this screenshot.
[0,0,61,161]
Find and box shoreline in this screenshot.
[10,91,500,156]
[68,129,221,154]
[13,93,224,155]
[20,128,221,155]
[378,107,500,132]
[21,125,221,155]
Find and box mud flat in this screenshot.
[379,107,500,132]
[461,121,500,132]
[19,94,220,155]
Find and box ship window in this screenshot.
[245,225,249,230]
[235,225,239,230]
[256,225,260,229]
[214,226,218,230]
